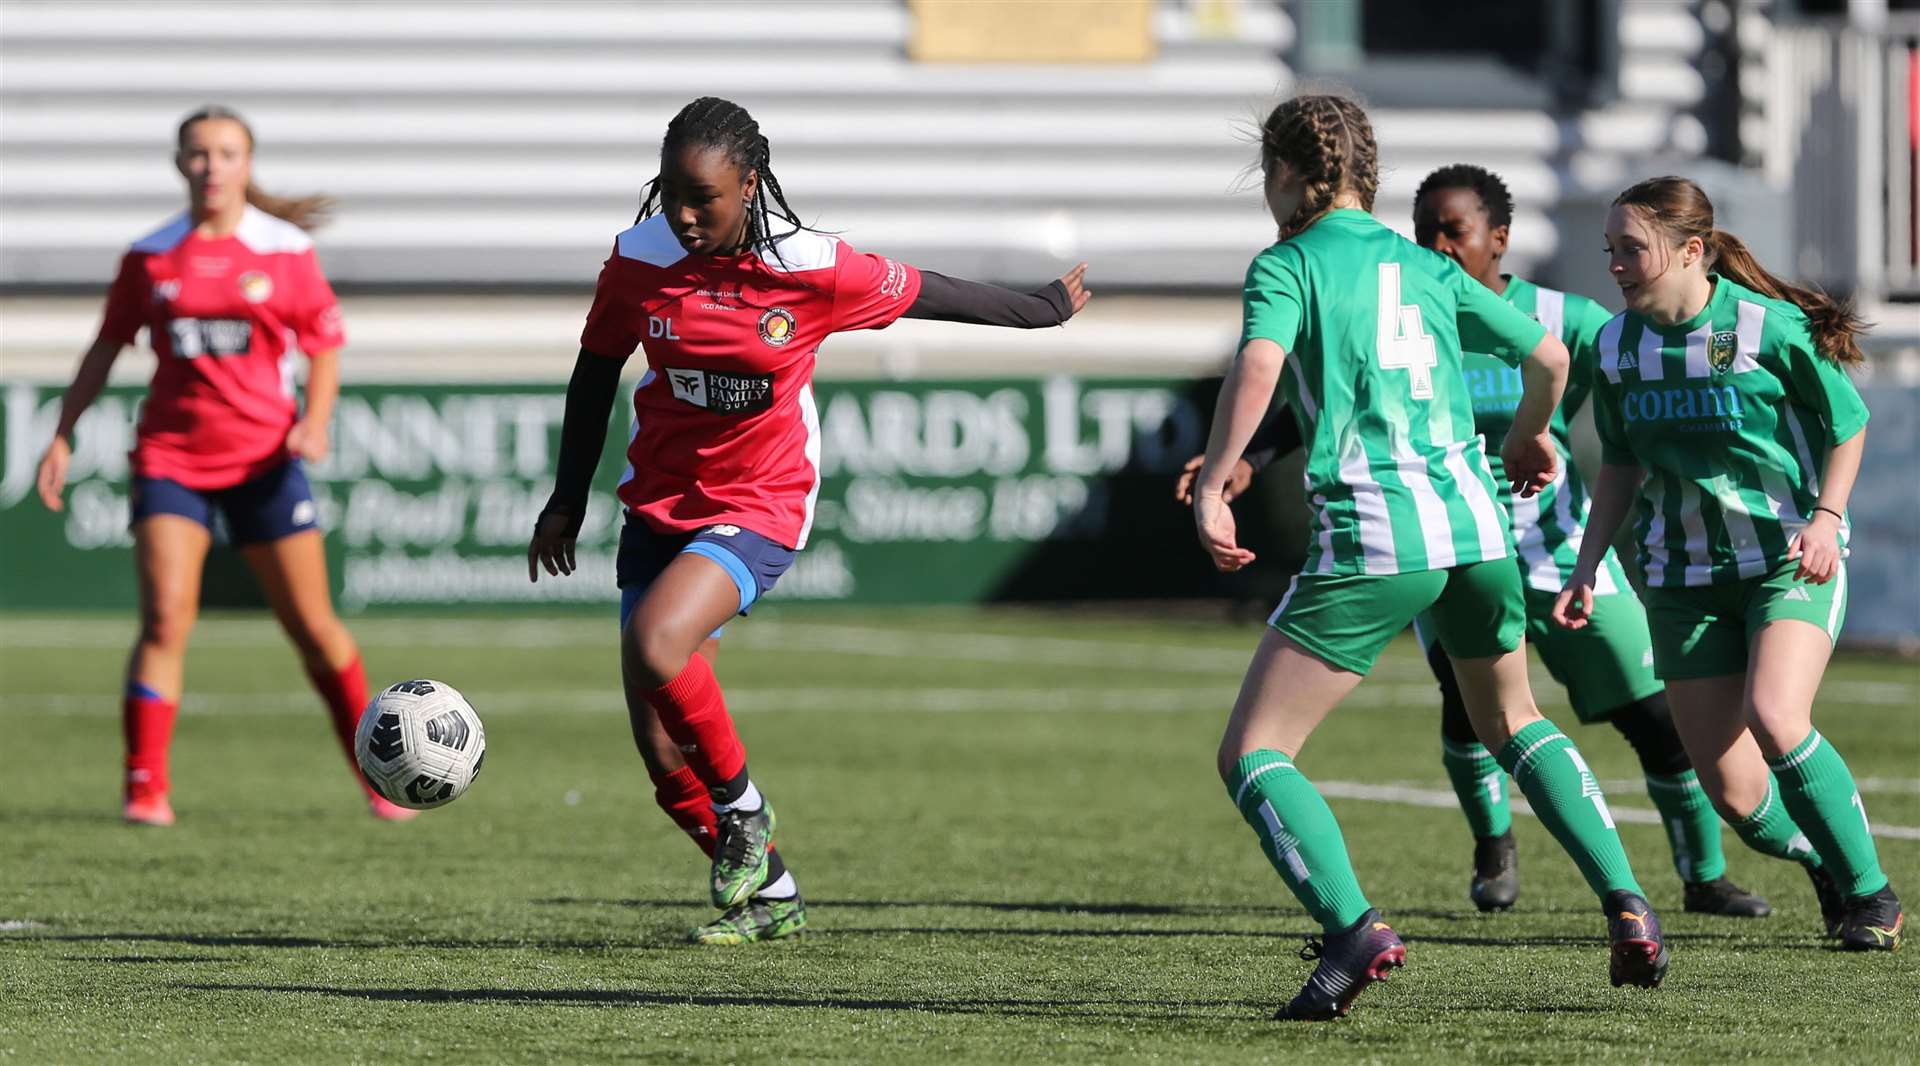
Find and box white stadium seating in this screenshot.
[0,0,1731,290]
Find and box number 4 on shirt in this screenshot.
[1377,263,1438,400]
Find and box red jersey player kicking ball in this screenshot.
[528,97,1090,945]
[34,107,414,825]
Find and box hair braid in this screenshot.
[634,96,810,256]
[1260,94,1378,240]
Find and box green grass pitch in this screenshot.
[2,607,1915,1064]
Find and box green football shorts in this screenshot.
[1641,558,1849,681]
[1416,581,1662,723]
[1270,557,1526,675]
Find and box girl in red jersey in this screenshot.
[528,97,1089,944]
[34,106,412,826]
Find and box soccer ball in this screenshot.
[355,679,486,810]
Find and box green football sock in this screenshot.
[1730,776,1823,868]
[1229,750,1373,933]
[1442,737,1512,838]
[1767,732,1887,897]
[1496,720,1644,900]
[1644,770,1726,884]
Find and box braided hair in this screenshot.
[634,97,806,255]
[1259,94,1378,240]
[1413,163,1513,229]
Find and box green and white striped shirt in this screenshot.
[1242,210,1547,577]
[1589,275,1869,587]
[1468,277,1628,594]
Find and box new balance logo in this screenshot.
[1783,586,1814,602]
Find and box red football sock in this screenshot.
[123,682,178,799]
[306,653,371,768]
[644,655,746,789]
[653,765,718,857]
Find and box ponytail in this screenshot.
[244,181,332,231]
[1614,176,1870,366]
[1707,229,1866,366]
[177,105,332,232]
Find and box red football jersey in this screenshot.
[96,206,345,490]
[581,215,923,549]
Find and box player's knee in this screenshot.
[1740,710,1805,761]
[1607,693,1692,777]
[138,599,196,652]
[627,620,699,689]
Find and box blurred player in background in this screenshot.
[1179,164,1839,926]
[1193,94,1668,1021]
[1556,175,1903,952]
[528,97,1089,945]
[32,106,410,826]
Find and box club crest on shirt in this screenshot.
[758,307,797,347]
[1708,330,1738,374]
[238,271,274,303]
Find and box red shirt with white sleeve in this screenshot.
[580,214,923,549]
[96,205,346,490]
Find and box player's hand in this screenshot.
[1550,574,1596,630]
[1501,431,1557,498]
[1787,509,1843,584]
[35,435,71,512]
[1193,490,1256,572]
[284,418,330,463]
[527,508,578,582]
[1174,454,1254,506]
[1056,262,1092,320]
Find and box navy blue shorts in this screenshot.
[129,460,319,546]
[616,517,796,636]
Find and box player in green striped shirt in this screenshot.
[1195,96,1668,1021]
[1406,165,1828,920]
[1180,164,1831,925]
[1555,175,1902,952]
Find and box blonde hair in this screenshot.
[1259,94,1378,240]
[1614,176,1866,365]
[176,105,333,231]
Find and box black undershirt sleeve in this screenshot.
[539,347,628,536]
[903,271,1072,328]
[1242,404,1304,475]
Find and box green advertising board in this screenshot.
[1,377,1300,612]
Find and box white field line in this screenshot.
[1317,780,1920,843]
[1601,776,1920,797]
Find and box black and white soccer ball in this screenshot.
[355,679,486,810]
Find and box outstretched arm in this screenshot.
[903,263,1090,327]
[529,347,628,581]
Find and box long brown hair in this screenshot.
[1613,176,1867,365]
[176,105,333,231]
[1259,94,1378,240]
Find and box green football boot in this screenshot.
[689,894,808,946]
[710,800,777,908]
